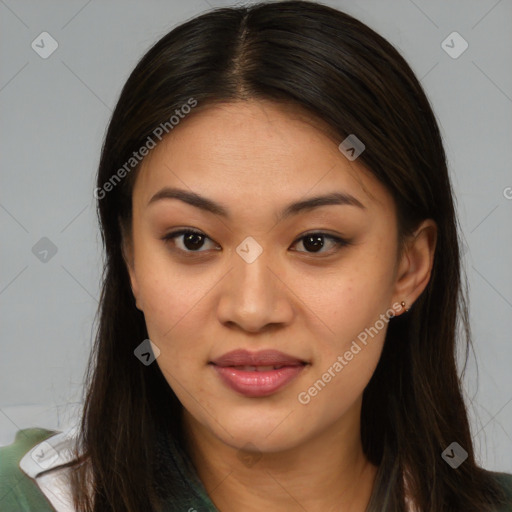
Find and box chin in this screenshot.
[207,409,310,453]
[224,430,303,455]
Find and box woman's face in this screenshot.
[123,100,416,453]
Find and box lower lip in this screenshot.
[211,364,306,397]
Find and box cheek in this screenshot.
[295,275,390,417]
[291,247,395,405]
[134,251,212,352]
[141,279,210,350]
[301,279,389,389]
[297,250,396,346]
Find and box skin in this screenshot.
[122,99,437,512]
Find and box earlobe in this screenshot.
[392,219,437,314]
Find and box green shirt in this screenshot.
[1,427,512,511]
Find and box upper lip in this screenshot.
[210,349,307,367]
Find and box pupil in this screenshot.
[184,232,204,250]
[182,233,326,252]
[304,235,324,252]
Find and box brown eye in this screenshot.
[162,229,219,253]
[291,232,349,254]
[162,229,349,256]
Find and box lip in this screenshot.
[210,349,308,397]
[211,349,307,367]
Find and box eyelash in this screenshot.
[161,228,350,256]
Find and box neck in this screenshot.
[181,402,378,512]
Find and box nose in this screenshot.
[216,246,294,334]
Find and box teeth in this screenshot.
[233,365,284,371]
[256,365,278,372]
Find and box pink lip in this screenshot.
[211,349,306,367]
[210,349,308,397]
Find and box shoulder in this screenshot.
[0,426,79,512]
[488,470,512,511]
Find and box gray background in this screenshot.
[1,0,511,473]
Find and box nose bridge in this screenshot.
[217,239,292,331]
[236,245,272,296]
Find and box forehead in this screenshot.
[132,100,391,215]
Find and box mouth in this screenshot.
[210,349,309,397]
[222,365,298,371]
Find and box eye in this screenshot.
[162,229,350,255]
[291,232,349,254]
[162,229,219,253]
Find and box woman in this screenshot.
[1,1,511,511]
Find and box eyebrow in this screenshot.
[147,186,365,221]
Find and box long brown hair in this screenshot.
[64,1,509,510]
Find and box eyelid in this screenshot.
[291,231,350,255]
[161,228,350,255]
[162,228,220,253]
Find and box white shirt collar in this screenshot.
[19,426,79,512]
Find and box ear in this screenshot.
[120,219,143,312]
[391,219,437,315]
